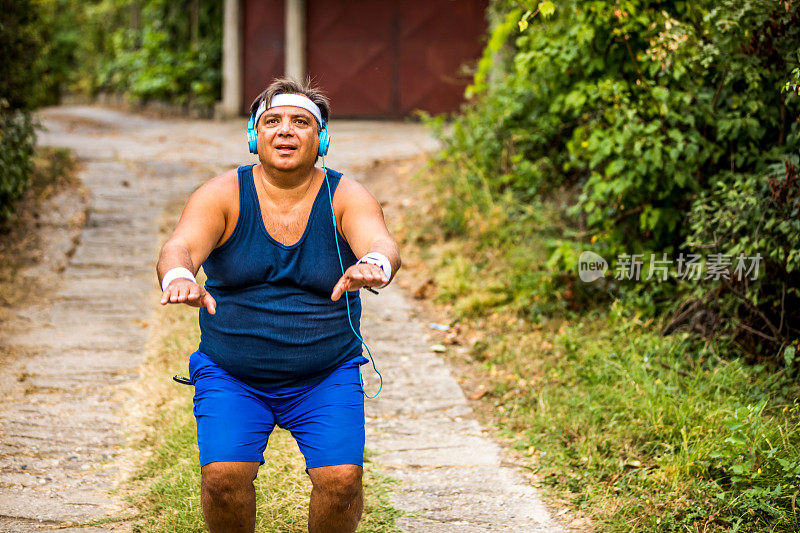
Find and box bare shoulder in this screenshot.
[186,168,239,210]
[196,168,238,199]
[334,175,380,207]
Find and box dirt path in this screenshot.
[0,106,563,531]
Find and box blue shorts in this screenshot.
[189,350,369,470]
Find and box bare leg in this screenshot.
[201,461,260,533]
[307,464,363,533]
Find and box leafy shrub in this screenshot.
[0,0,45,109]
[426,0,800,354]
[682,156,800,361]
[0,101,36,224]
[96,0,222,108]
[434,0,800,263]
[22,0,222,108]
[0,0,43,223]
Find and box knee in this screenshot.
[314,466,363,506]
[201,463,255,505]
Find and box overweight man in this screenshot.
[156,77,400,533]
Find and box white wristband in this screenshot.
[357,252,392,289]
[161,267,196,292]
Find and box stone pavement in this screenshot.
[0,106,563,531]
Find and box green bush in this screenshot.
[34,0,108,105]
[0,101,36,224]
[0,0,44,223]
[0,0,45,109]
[20,0,223,108]
[426,0,800,354]
[682,156,800,362]
[435,0,800,256]
[95,0,222,107]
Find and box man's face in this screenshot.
[257,105,319,173]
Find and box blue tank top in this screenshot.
[198,164,362,389]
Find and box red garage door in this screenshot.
[243,0,285,114]
[307,0,487,118]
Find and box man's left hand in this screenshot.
[331,263,388,301]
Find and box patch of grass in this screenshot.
[503,307,800,531]
[396,157,800,532]
[114,275,401,532]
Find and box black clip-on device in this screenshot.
[173,374,192,385]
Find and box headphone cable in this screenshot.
[321,148,383,398]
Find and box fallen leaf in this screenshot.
[469,389,488,400]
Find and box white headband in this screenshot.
[253,93,324,128]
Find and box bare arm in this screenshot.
[330,177,401,301]
[156,171,234,313]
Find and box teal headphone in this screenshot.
[246,101,330,156]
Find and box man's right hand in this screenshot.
[160,278,217,314]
